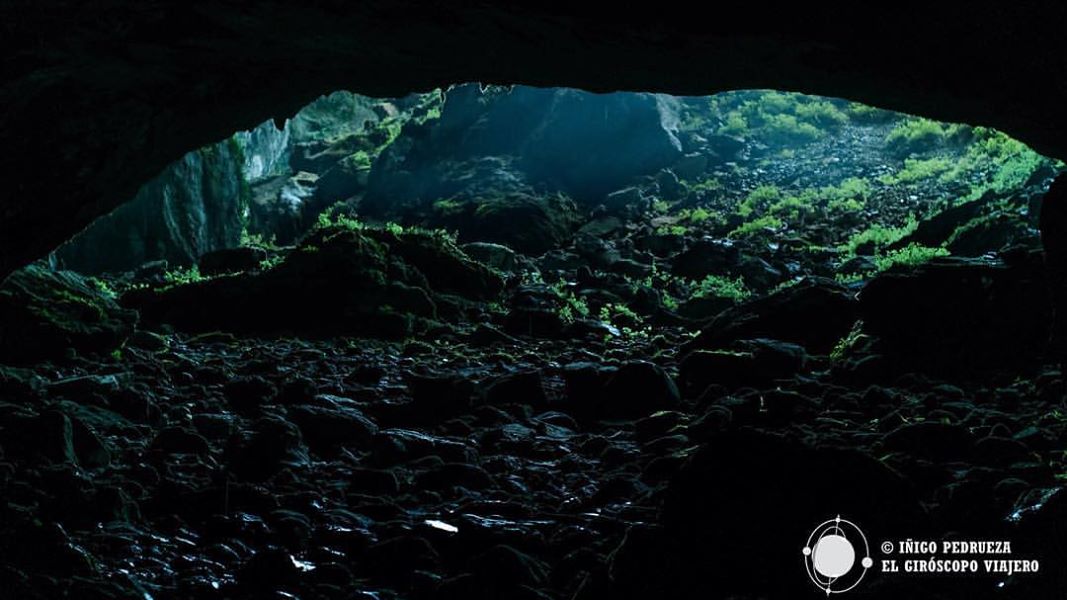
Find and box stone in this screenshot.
[150,426,212,457]
[685,277,858,355]
[287,404,379,453]
[124,225,504,338]
[0,265,137,364]
[882,422,977,461]
[858,254,1049,374]
[483,370,548,408]
[461,242,520,273]
[226,416,310,482]
[198,246,268,276]
[679,339,808,396]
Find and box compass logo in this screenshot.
[802,515,873,595]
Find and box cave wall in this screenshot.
[2,2,1067,280]
[54,120,292,274]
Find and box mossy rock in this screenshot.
[430,192,581,255]
[124,225,503,338]
[0,265,137,364]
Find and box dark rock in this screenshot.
[125,225,503,338]
[945,211,1036,256]
[461,242,520,273]
[223,377,277,413]
[671,239,740,280]
[227,416,310,482]
[198,246,268,276]
[0,265,137,364]
[409,373,475,420]
[606,429,926,598]
[372,428,474,466]
[288,404,379,453]
[483,370,547,408]
[237,547,304,592]
[54,137,249,274]
[416,462,495,490]
[686,277,858,355]
[567,360,679,420]
[679,339,808,396]
[858,254,1049,374]
[151,426,211,457]
[882,422,977,461]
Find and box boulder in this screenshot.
[858,254,1049,374]
[604,429,927,599]
[124,225,503,338]
[685,277,858,355]
[0,265,137,364]
[198,247,268,276]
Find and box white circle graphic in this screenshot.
[813,534,855,578]
[802,515,871,595]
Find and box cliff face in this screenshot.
[54,120,295,274]
[55,138,248,273]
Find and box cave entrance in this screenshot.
[53,85,1058,324]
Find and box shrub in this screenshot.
[885,118,948,156]
[763,113,823,144]
[738,185,782,217]
[795,100,849,129]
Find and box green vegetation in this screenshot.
[692,275,751,303]
[840,217,919,256]
[738,185,783,217]
[162,265,205,286]
[879,157,954,185]
[729,215,784,238]
[698,91,850,145]
[885,118,966,156]
[873,243,950,271]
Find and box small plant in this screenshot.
[885,118,951,156]
[841,216,918,256]
[599,303,640,324]
[879,157,953,185]
[316,211,364,231]
[830,321,865,363]
[432,197,466,215]
[692,274,751,303]
[873,243,949,271]
[729,215,783,238]
[738,185,782,217]
[162,265,204,286]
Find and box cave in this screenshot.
[4,5,1067,600]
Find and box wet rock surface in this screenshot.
[0,304,1064,599]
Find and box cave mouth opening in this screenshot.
[53,84,1059,319]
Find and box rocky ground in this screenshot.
[3,88,1067,599]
